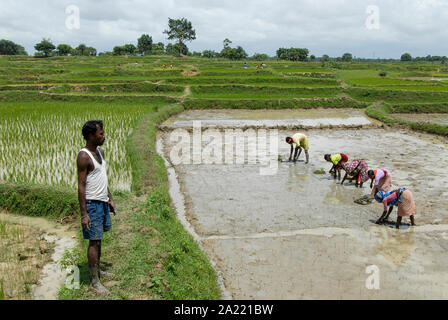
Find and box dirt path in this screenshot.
[0,212,77,300]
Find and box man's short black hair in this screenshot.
[82,120,103,141]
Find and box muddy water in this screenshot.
[394,113,448,126]
[0,212,77,300]
[158,110,448,299]
[160,109,378,129]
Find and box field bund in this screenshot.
[158,109,448,299]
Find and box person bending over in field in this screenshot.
[340,159,369,187]
[368,168,392,199]
[286,133,309,163]
[324,153,348,180]
[77,120,116,295]
[374,188,416,229]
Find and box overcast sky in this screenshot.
[1,0,447,58]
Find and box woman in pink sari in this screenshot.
[368,169,392,198]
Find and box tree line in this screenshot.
[1,17,446,63]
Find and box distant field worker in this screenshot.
[286,133,309,163]
[77,120,116,295]
[374,188,416,229]
[244,62,248,69]
[368,169,392,198]
[324,153,348,180]
[340,159,369,187]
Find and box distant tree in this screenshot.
[220,45,248,60]
[442,56,448,64]
[163,17,196,56]
[0,39,27,55]
[192,51,201,57]
[166,43,188,56]
[310,54,316,61]
[321,54,330,62]
[341,53,353,62]
[98,51,113,56]
[202,50,218,58]
[137,34,153,55]
[16,45,27,55]
[86,46,97,56]
[251,53,269,60]
[56,44,73,56]
[276,48,309,61]
[75,43,88,56]
[152,42,165,55]
[34,38,55,57]
[401,53,412,62]
[223,38,232,49]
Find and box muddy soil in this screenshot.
[160,109,379,130]
[157,110,448,299]
[0,212,77,300]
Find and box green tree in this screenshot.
[192,51,201,57]
[276,48,309,61]
[137,34,153,55]
[86,46,97,56]
[34,38,55,57]
[152,42,165,55]
[342,53,353,62]
[0,39,27,55]
[310,54,316,61]
[401,53,412,62]
[223,38,232,49]
[321,54,330,62]
[163,17,196,56]
[202,50,218,58]
[251,53,269,60]
[113,44,136,56]
[75,43,88,56]
[56,44,73,56]
[166,43,188,56]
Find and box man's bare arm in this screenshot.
[77,152,90,229]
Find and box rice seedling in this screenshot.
[0,101,159,191]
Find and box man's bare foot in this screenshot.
[91,281,110,295]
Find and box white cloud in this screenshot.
[0,0,447,58]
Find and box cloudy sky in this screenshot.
[1,0,447,58]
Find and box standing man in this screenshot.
[286,133,309,163]
[77,120,116,295]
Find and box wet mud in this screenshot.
[157,109,448,299]
[0,213,77,300]
[160,109,379,130]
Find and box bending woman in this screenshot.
[340,159,369,187]
[374,188,416,229]
[324,153,348,180]
[368,169,392,198]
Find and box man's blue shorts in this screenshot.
[82,200,112,240]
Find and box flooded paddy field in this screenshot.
[158,109,448,299]
[160,108,378,130]
[393,113,448,126]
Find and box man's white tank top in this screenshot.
[81,148,109,202]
